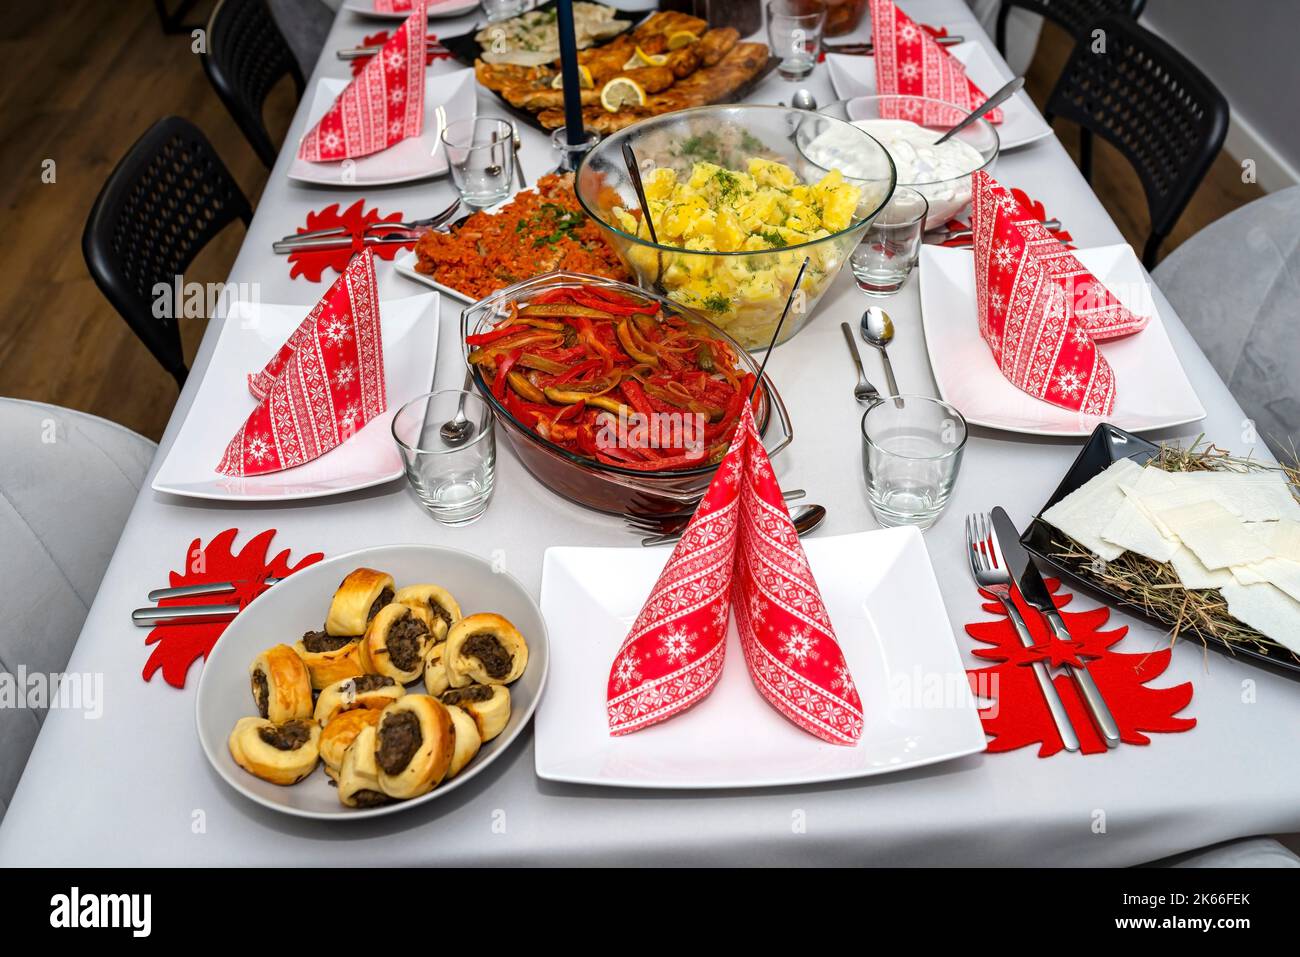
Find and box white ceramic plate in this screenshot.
[918,243,1206,436]
[826,44,1054,150]
[342,0,481,20]
[152,293,440,502]
[287,69,476,186]
[195,544,549,821]
[535,528,986,789]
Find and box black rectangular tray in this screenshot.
[1020,422,1300,682]
[440,0,644,67]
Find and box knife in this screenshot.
[991,507,1122,749]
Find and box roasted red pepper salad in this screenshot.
[466,286,758,471]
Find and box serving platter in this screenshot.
[440,0,643,66]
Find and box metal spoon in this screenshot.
[932,75,1025,145]
[841,321,880,404]
[860,307,901,407]
[791,89,818,111]
[440,368,477,445]
[641,503,826,547]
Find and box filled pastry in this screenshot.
[444,613,528,687]
[395,584,462,643]
[294,630,366,690]
[439,684,511,743]
[314,673,405,724]
[375,695,453,800]
[319,708,383,780]
[325,567,395,637]
[443,703,482,779]
[361,603,434,683]
[249,644,314,723]
[422,642,451,696]
[337,724,388,809]
[228,716,321,786]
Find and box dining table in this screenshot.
[2,0,1297,867]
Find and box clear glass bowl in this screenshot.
[459,271,793,515]
[573,104,896,350]
[817,95,999,230]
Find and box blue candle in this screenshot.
[555,0,586,146]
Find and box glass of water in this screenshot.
[392,389,496,526]
[861,396,966,529]
[851,186,929,296]
[767,0,826,81]
[481,0,525,22]
[441,117,517,208]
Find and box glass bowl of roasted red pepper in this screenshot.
[460,271,793,515]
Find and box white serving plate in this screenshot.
[196,544,549,820]
[535,528,987,789]
[152,293,440,502]
[342,0,481,21]
[287,69,476,186]
[918,242,1206,436]
[826,43,1054,150]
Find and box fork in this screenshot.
[273,197,462,250]
[624,488,806,537]
[964,512,1080,752]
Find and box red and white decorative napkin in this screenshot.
[350,30,450,77]
[972,170,1151,414]
[373,0,416,11]
[298,2,427,162]
[218,250,387,476]
[870,0,1003,124]
[939,186,1073,248]
[607,404,864,745]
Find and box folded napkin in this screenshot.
[373,0,415,11]
[972,170,1153,414]
[218,250,387,476]
[298,2,427,162]
[870,0,1003,124]
[606,403,864,745]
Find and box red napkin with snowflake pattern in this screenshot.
[607,404,864,744]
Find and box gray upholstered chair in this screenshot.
[1153,186,1300,460]
[0,399,155,820]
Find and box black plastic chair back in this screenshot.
[202,0,305,168]
[1045,15,1228,268]
[82,117,252,388]
[996,0,1146,56]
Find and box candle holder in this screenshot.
[550,128,600,175]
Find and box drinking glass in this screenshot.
[861,396,966,529]
[851,186,929,295]
[767,0,826,81]
[441,117,517,208]
[392,390,496,526]
[482,0,525,22]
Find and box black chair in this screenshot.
[1044,15,1228,268]
[82,117,252,388]
[995,0,1146,58]
[202,0,304,168]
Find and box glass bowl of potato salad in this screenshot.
[575,105,896,349]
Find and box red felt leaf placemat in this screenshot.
[965,578,1195,756]
[142,529,323,689]
[287,199,414,282]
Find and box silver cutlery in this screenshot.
[274,197,462,250]
[624,488,807,538]
[926,218,1060,243]
[860,307,901,406]
[991,507,1121,749]
[825,34,962,55]
[132,604,241,626]
[338,38,448,60]
[273,233,420,254]
[841,321,880,404]
[965,511,1080,752]
[641,503,826,547]
[147,578,281,602]
[933,75,1025,146]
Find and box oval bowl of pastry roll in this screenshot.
[195,544,549,820]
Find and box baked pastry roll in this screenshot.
[394,584,462,643]
[325,567,395,637]
[314,673,405,724]
[337,724,388,809]
[320,708,383,780]
[361,603,434,684]
[422,642,451,696]
[443,703,482,779]
[439,684,510,743]
[444,613,528,687]
[249,644,314,723]
[375,695,453,800]
[294,630,366,690]
[228,717,320,786]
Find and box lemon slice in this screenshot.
[549,64,594,89]
[600,77,647,112]
[623,44,669,69]
[666,30,699,50]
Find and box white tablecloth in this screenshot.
[2,0,1295,867]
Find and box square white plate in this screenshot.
[342,0,480,20]
[918,243,1206,436]
[826,44,1054,150]
[535,528,987,789]
[152,293,440,502]
[287,68,476,186]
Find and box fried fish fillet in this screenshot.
[645,42,768,113]
[698,27,740,66]
[631,10,709,43]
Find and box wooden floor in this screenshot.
[0,6,1269,440]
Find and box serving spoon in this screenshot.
[932,75,1025,145]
